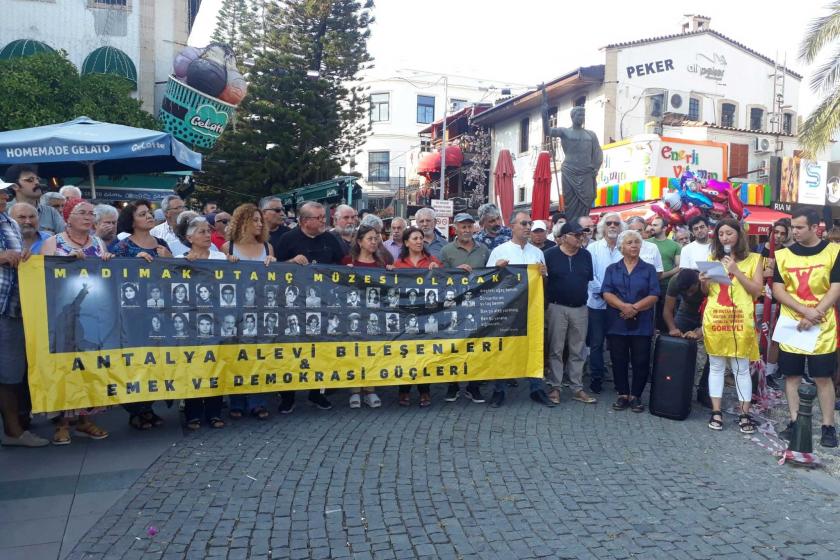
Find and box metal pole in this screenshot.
[439,76,447,201]
[88,162,97,200]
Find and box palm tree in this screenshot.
[799,2,840,156]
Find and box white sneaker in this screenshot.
[1,430,49,447]
[349,393,361,409]
[363,393,382,408]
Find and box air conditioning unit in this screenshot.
[757,159,770,179]
[666,90,691,115]
[754,137,772,153]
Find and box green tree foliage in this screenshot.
[799,2,840,156]
[201,0,374,208]
[0,51,158,132]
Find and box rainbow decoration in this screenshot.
[734,181,772,206]
[594,177,671,207]
[593,177,771,208]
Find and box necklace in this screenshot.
[65,230,90,248]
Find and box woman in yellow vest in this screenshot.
[700,218,764,434]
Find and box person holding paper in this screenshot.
[772,208,840,448]
[700,218,763,434]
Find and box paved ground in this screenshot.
[5,383,827,560]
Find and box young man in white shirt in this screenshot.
[679,215,712,270]
[487,210,551,408]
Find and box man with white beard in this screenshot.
[9,203,50,254]
[330,204,358,257]
[585,212,625,394]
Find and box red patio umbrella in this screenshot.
[531,151,551,221]
[494,149,514,226]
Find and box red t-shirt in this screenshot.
[341,256,385,268]
[211,231,226,250]
[394,254,442,269]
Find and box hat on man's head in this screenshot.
[531,220,548,232]
[559,222,584,236]
[205,213,217,227]
[454,212,475,223]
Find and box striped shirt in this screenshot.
[0,213,22,316]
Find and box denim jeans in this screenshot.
[587,308,608,382]
[494,377,545,394]
[229,393,267,413]
[608,334,651,397]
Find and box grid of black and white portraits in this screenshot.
[119,279,486,345]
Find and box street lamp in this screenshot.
[440,75,448,201]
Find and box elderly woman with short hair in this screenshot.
[601,229,660,413]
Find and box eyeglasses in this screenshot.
[604,221,620,226]
[216,219,229,224]
[19,177,40,184]
[518,220,533,227]
[264,208,283,213]
[303,215,327,221]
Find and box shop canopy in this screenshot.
[743,205,790,235]
[417,146,464,174]
[0,116,201,199]
[276,176,358,208]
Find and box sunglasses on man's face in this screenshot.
[518,220,533,227]
[604,221,620,227]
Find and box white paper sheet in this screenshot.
[771,314,820,353]
[697,260,731,285]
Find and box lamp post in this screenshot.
[439,76,448,201]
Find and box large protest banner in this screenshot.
[19,256,544,413]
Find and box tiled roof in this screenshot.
[603,29,802,80]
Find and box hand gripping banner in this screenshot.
[19,257,544,412]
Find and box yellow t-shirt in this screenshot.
[774,242,840,355]
[702,252,761,359]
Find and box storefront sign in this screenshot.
[654,137,726,181]
[626,58,674,79]
[827,162,840,206]
[797,160,828,206]
[687,52,727,81]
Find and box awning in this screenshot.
[416,147,464,174]
[275,176,357,207]
[744,205,790,235]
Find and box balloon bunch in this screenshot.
[173,43,248,106]
[651,170,749,227]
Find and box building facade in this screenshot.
[0,0,199,115]
[473,15,808,209]
[353,69,521,193]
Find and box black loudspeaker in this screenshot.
[649,335,697,421]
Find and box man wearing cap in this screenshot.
[544,222,596,405]
[0,188,49,447]
[4,165,65,234]
[530,220,556,252]
[440,213,490,404]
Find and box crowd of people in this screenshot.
[1,162,839,451]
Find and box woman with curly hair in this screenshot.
[221,204,276,420]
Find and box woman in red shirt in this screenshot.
[341,225,391,408]
[393,226,441,407]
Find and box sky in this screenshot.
[189,0,833,115]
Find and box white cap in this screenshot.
[531,220,548,231]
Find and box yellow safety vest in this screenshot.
[702,252,761,359]
[774,243,840,355]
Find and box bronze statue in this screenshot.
[543,105,603,221]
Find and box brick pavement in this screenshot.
[66,387,840,560]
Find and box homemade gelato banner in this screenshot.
[19,257,544,413]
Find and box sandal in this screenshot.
[629,397,645,413]
[229,409,244,419]
[209,417,225,429]
[547,388,561,405]
[252,407,269,420]
[75,420,109,440]
[398,393,410,407]
[129,414,153,431]
[612,396,630,411]
[186,419,201,431]
[738,413,756,434]
[142,411,164,427]
[708,410,723,431]
[419,393,432,408]
[52,425,71,445]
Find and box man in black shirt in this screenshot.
[544,222,596,404]
[261,196,291,258]
[275,202,343,413]
[275,202,344,265]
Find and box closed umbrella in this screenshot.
[0,116,202,199]
[531,151,552,221]
[494,149,514,226]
